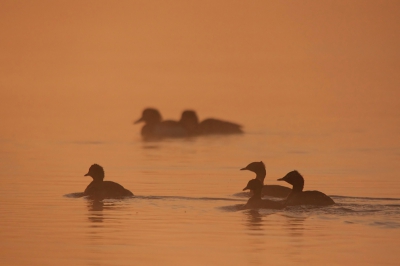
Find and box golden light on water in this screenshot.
[1,1,400,265]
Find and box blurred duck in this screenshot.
[277,170,335,206]
[240,161,291,198]
[179,110,243,136]
[84,164,133,199]
[134,108,187,139]
[242,179,284,209]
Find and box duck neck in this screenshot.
[292,183,304,193]
[250,188,262,200]
[255,170,266,184]
[285,181,304,203]
[91,175,104,182]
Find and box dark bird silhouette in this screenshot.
[179,110,243,135]
[84,164,133,199]
[134,108,187,139]
[242,179,284,209]
[277,170,335,206]
[240,161,291,198]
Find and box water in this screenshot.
[1,125,399,265]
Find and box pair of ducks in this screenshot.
[134,108,243,139]
[82,162,335,208]
[241,161,334,209]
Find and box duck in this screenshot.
[277,170,335,206]
[179,110,243,135]
[240,161,291,198]
[242,179,284,209]
[83,164,134,199]
[134,108,187,139]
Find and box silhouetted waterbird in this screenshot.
[277,170,335,206]
[84,164,133,199]
[242,179,284,209]
[134,108,187,139]
[179,110,243,135]
[240,161,291,198]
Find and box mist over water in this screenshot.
[1,1,400,265]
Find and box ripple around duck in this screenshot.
[64,192,85,198]
[330,195,400,201]
[64,193,245,202]
[217,194,400,228]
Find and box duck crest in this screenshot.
[240,161,266,182]
[84,164,105,181]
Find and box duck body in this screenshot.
[262,185,291,198]
[240,161,291,198]
[83,164,133,199]
[135,108,187,139]
[198,118,243,135]
[278,170,334,206]
[285,190,335,206]
[243,179,284,209]
[180,110,243,136]
[84,180,133,198]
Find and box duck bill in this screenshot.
[242,185,250,191]
[134,117,144,124]
[277,177,285,181]
[84,172,90,176]
[240,167,248,171]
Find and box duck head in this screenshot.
[243,179,263,191]
[277,170,304,192]
[180,110,199,124]
[240,161,266,182]
[242,179,263,199]
[179,110,199,134]
[134,108,162,125]
[84,164,105,181]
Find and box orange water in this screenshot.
[1,1,400,265]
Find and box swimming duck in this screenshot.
[84,164,133,199]
[242,179,284,209]
[240,161,291,198]
[134,108,187,139]
[179,110,243,135]
[277,170,335,206]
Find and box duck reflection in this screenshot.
[242,209,307,264]
[244,209,265,232]
[87,199,104,224]
[86,199,123,225]
[281,214,307,239]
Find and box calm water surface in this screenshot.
[1,119,399,265]
[1,1,400,265]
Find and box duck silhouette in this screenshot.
[179,110,243,135]
[240,161,291,198]
[277,170,335,206]
[242,179,284,209]
[84,164,133,199]
[134,108,187,139]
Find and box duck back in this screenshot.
[84,181,134,199]
[199,118,243,134]
[286,190,334,206]
[245,197,284,209]
[141,121,187,139]
[262,185,292,198]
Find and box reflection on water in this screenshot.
[87,200,104,224]
[244,210,264,232]
[282,214,307,239]
[1,136,400,265]
[1,100,400,265]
